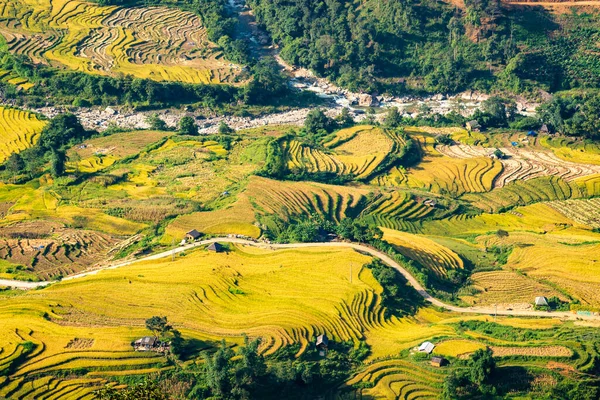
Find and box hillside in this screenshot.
[249,0,600,94]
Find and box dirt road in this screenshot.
[1,238,596,320]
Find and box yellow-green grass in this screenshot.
[381,228,464,278]
[419,203,584,237]
[164,176,371,241]
[0,183,145,236]
[541,136,600,165]
[433,339,486,358]
[0,0,241,84]
[0,106,46,163]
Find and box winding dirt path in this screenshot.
[1,238,597,320]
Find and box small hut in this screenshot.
[316,334,329,356]
[540,124,550,134]
[134,336,157,351]
[430,356,447,367]
[535,296,549,307]
[185,229,202,242]
[527,130,538,137]
[418,341,435,354]
[466,120,481,132]
[207,242,224,253]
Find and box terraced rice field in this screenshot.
[490,345,572,358]
[433,339,486,358]
[548,198,600,228]
[164,176,373,241]
[463,176,587,213]
[246,176,369,222]
[463,270,565,307]
[436,143,600,188]
[381,228,464,278]
[285,127,394,180]
[402,156,502,195]
[505,233,600,306]
[0,0,241,84]
[361,191,436,222]
[0,107,46,163]
[419,203,582,237]
[344,359,445,399]
[0,221,121,280]
[0,68,34,90]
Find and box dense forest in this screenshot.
[249,0,600,95]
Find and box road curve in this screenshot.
[1,238,598,321]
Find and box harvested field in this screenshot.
[490,345,572,357]
[461,270,565,307]
[0,0,242,84]
[548,198,600,228]
[0,221,120,281]
[436,143,600,188]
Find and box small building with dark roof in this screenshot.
[466,120,481,132]
[431,356,447,367]
[207,242,224,253]
[185,229,202,241]
[134,336,157,351]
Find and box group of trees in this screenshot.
[3,113,91,180]
[269,215,382,244]
[247,0,600,94]
[442,348,497,399]
[100,333,365,399]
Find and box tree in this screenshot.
[204,340,234,397]
[304,109,335,135]
[146,113,168,131]
[5,153,25,175]
[336,108,354,127]
[218,121,235,135]
[178,116,198,136]
[244,58,288,104]
[231,336,267,397]
[384,107,403,128]
[145,316,172,338]
[468,348,496,386]
[39,113,87,151]
[49,149,66,178]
